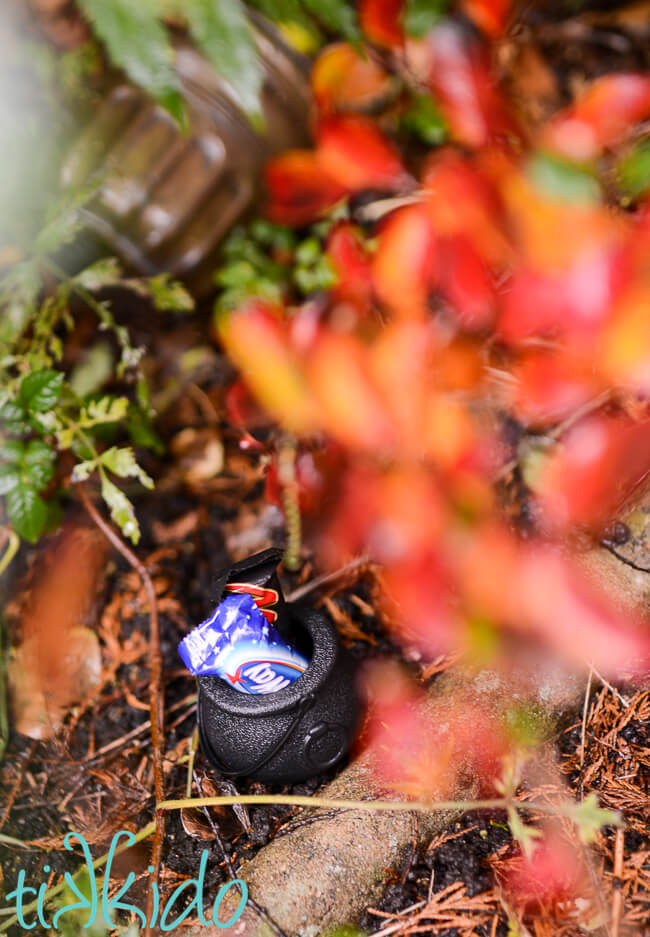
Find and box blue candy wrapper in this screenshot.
[179,593,309,694]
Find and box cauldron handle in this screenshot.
[205,692,317,778]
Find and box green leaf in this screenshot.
[564,793,622,845]
[528,153,601,204]
[248,0,302,22]
[69,342,114,398]
[78,0,185,125]
[74,257,123,291]
[184,0,265,128]
[0,260,41,344]
[295,237,321,266]
[0,440,25,464]
[617,139,650,199]
[404,0,448,36]
[302,0,360,40]
[215,261,259,288]
[0,401,25,422]
[402,93,447,145]
[101,446,154,489]
[140,273,195,313]
[22,440,56,490]
[71,459,98,483]
[100,474,140,544]
[19,369,64,412]
[127,408,165,455]
[0,465,20,496]
[6,483,48,542]
[85,396,129,424]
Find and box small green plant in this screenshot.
[214,217,338,314]
[0,189,193,550]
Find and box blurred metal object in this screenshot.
[62,19,311,294]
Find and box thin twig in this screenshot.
[494,390,611,483]
[77,483,165,936]
[591,667,630,708]
[611,827,625,937]
[579,666,594,801]
[286,555,371,603]
[83,693,195,765]
[547,390,612,442]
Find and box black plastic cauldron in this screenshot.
[195,552,360,784]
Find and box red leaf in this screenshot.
[460,0,512,37]
[372,204,438,318]
[504,837,584,908]
[422,23,517,148]
[537,415,650,531]
[513,351,596,427]
[423,150,509,266]
[224,379,270,450]
[359,0,404,47]
[439,234,495,330]
[317,116,411,192]
[543,73,650,161]
[498,244,628,342]
[326,222,373,311]
[264,150,347,226]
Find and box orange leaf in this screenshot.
[317,116,411,192]
[602,283,650,391]
[461,0,512,37]
[217,301,317,433]
[312,42,394,115]
[372,203,437,318]
[369,320,433,455]
[307,331,394,451]
[264,150,347,226]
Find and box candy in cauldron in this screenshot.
[180,549,360,784]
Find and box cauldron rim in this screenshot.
[196,607,337,716]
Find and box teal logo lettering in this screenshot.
[4,831,249,931]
